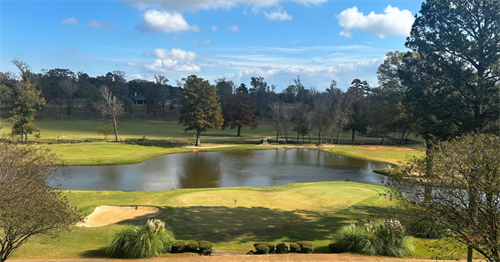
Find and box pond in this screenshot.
[62,149,392,191]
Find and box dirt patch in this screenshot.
[355,146,417,151]
[77,205,163,227]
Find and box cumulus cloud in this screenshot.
[61,17,78,25]
[88,20,115,30]
[123,0,325,12]
[213,60,233,67]
[336,5,414,38]
[211,26,218,32]
[264,10,292,21]
[136,10,200,33]
[143,48,201,73]
[193,39,211,45]
[229,25,240,32]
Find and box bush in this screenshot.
[405,218,448,239]
[106,219,175,258]
[328,243,342,253]
[297,242,313,253]
[96,125,114,140]
[198,241,213,252]
[333,220,414,257]
[275,243,288,253]
[255,244,270,254]
[171,241,186,253]
[289,243,301,253]
[253,242,275,253]
[187,241,199,252]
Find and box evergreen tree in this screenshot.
[179,75,223,146]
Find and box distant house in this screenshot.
[131,93,145,104]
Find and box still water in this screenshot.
[62,149,391,191]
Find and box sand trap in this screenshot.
[76,205,163,227]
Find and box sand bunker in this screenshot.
[77,205,163,227]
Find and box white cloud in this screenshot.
[229,25,240,33]
[193,39,211,45]
[171,35,179,40]
[61,17,78,25]
[136,10,199,33]
[264,10,292,21]
[123,0,325,12]
[143,48,201,73]
[213,60,233,68]
[65,47,76,52]
[124,61,138,66]
[127,73,144,80]
[211,26,218,32]
[336,5,414,38]
[88,20,115,30]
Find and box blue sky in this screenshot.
[0,0,422,91]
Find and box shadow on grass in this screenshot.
[122,139,188,148]
[117,204,398,245]
[80,247,107,258]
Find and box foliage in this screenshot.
[7,60,45,143]
[289,243,300,253]
[253,242,275,253]
[223,93,259,136]
[105,219,175,258]
[96,125,114,140]
[198,241,212,251]
[0,143,81,261]
[275,243,288,253]
[186,241,199,252]
[333,220,415,257]
[402,0,500,139]
[254,244,270,254]
[171,240,185,253]
[405,218,449,239]
[178,75,223,146]
[388,133,500,261]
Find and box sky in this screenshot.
[0,0,423,91]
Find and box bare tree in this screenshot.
[0,143,80,262]
[96,86,124,142]
[270,102,292,143]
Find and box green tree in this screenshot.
[387,134,500,261]
[7,60,45,143]
[0,143,81,262]
[346,79,369,142]
[179,75,223,146]
[403,0,500,138]
[223,93,259,136]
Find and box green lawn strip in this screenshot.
[10,182,395,259]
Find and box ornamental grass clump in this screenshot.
[333,219,414,257]
[106,219,175,258]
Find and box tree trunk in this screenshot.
[25,133,28,143]
[467,245,473,262]
[352,128,355,142]
[337,125,343,144]
[237,125,241,137]
[195,129,201,146]
[380,134,386,145]
[318,129,321,145]
[112,114,119,142]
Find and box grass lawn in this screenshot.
[9,182,467,260]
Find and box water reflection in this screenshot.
[61,149,392,191]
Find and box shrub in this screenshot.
[275,243,288,253]
[165,245,172,253]
[187,241,199,252]
[171,241,186,253]
[405,218,448,239]
[333,220,415,257]
[289,243,301,253]
[96,125,114,140]
[255,244,270,254]
[106,219,175,258]
[297,242,313,253]
[198,241,213,252]
[253,242,275,253]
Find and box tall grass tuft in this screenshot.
[106,219,175,258]
[334,219,414,257]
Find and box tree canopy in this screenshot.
[223,93,259,136]
[179,75,223,146]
